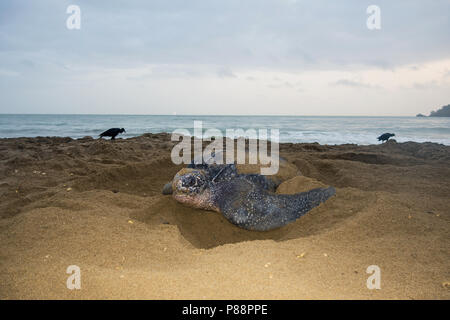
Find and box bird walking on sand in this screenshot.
[99,128,126,140]
[377,133,395,143]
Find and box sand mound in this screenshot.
[276,176,327,194]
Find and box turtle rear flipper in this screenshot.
[214,178,335,231]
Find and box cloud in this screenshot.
[1,0,449,71]
[217,67,236,78]
[267,81,296,89]
[0,0,449,115]
[413,80,439,90]
[20,59,35,68]
[0,69,20,77]
[331,79,374,88]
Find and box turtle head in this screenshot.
[175,170,207,194]
[172,169,217,211]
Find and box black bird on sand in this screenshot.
[377,133,395,143]
[99,128,126,140]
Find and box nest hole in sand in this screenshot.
[132,186,375,249]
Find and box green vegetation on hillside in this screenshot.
[416,104,450,117]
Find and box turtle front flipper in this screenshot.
[213,178,335,231]
[162,182,173,195]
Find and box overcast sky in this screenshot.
[1,0,449,115]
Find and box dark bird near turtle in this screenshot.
[377,133,395,143]
[99,128,126,140]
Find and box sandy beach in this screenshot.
[0,134,449,299]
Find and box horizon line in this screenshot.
[0,113,422,117]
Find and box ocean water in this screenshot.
[0,114,449,146]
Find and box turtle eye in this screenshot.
[183,175,196,187]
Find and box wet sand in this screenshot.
[0,134,449,299]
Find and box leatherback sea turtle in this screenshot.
[163,155,336,231]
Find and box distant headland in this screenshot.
[417,104,450,117]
